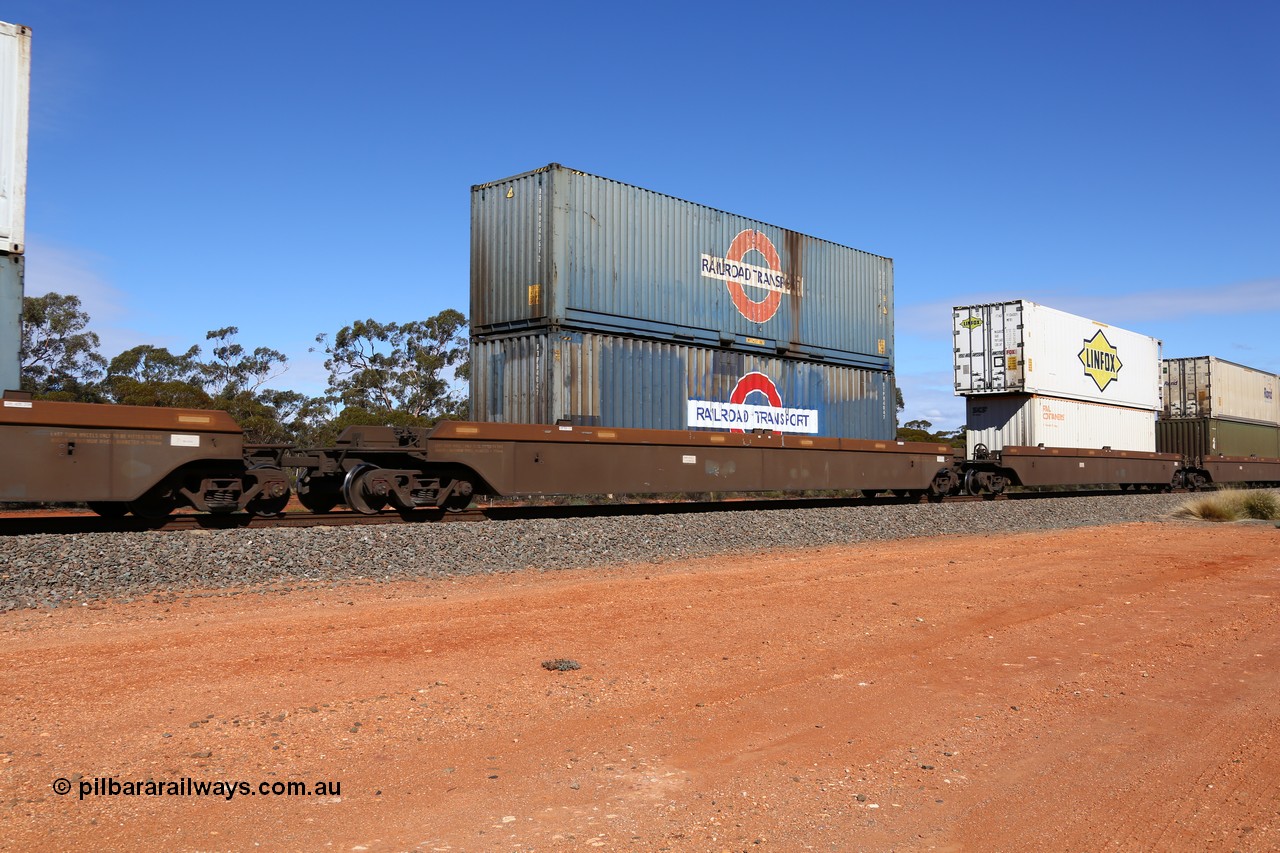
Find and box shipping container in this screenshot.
[1156,417,1280,461]
[964,393,1156,457]
[953,300,1161,410]
[0,251,20,391]
[471,164,893,369]
[471,328,893,439]
[0,21,30,255]
[1161,356,1280,426]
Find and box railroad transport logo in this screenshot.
[686,371,819,434]
[1078,330,1122,392]
[700,230,801,323]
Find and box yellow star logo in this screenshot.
[1078,330,1122,392]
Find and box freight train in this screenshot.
[2,387,1277,519]
[3,165,1278,517]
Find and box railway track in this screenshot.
[0,488,1157,536]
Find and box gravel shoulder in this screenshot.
[1,503,1278,851]
[0,492,1200,611]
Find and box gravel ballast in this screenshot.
[0,493,1203,611]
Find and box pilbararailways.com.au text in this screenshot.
[54,776,342,801]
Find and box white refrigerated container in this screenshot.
[954,300,1161,410]
[0,21,30,255]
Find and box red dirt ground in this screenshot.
[2,521,1277,852]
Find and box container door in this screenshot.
[954,301,1025,394]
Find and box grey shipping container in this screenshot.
[0,252,20,392]
[1161,356,1280,426]
[1156,417,1280,461]
[471,328,893,439]
[471,164,893,369]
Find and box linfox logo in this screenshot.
[700,230,801,323]
[1078,330,1122,392]
[960,317,983,330]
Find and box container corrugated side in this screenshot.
[1155,417,1280,460]
[471,164,893,369]
[954,300,1161,410]
[1161,356,1280,425]
[0,22,30,255]
[964,393,1156,457]
[471,328,893,439]
[0,252,20,391]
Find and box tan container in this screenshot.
[1161,356,1280,426]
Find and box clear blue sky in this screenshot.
[6,1,1278,430]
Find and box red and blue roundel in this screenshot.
[686,371,819,434]
[700,230,800,324]
[728,371,782,433]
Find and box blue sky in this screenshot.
[6,1,1277,430]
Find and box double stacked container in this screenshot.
[470,164,896,438]
[1158,357,1280,460]
[953,300,1162,456]
[0,21,30,393]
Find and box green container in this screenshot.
[1156,417,1280,461]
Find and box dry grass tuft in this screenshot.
[1172,489,1280,522]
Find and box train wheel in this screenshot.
[929,469,956,499]
[296,474,341,513]
[87,501,128,518]
[443,479,475,513]
[343,464,389,515]
[963,469,983,496]
[128,490,177,520]
[246,465,291,517]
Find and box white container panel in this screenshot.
[965,394,1156,457]
[954,300,1161,410]
[1161,356,1280,426]
[0,22,30,255]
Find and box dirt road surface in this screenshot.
[2,521,1277,852]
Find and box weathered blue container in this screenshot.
[0,253,22,392]
[471,328,894,439]
[471,164,893,370]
